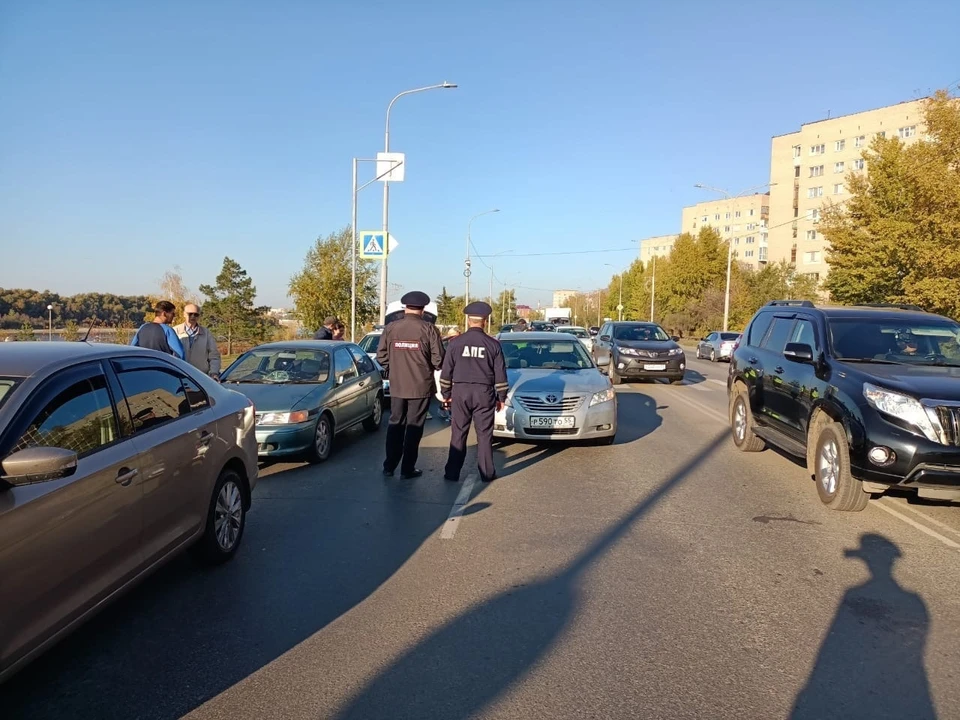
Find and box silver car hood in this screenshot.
[507,368,609,395]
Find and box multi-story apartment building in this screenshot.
[680,194,770,269]
[767,99,926,282]
[552,290,578,307]
[637,234,680,265]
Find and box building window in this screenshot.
[834,161,845,173]
[736,211,742,218]
[745,250,755,258]
[810,144,825,156]
[853,159,865,171]
[759,247,767,261]
[803,272,820,281]
[701,215,708,223]
[749,209,755,216]
[810,165,824,177]
[806,230,817,240]
[734,238,740,245]
[808,208,821,222]
[834,183,844,194]
[724,225,731,232]
[746,236,755,244]
[794,166,801,178]
[715,214,720,221]
[725,212,731,219]
[835,139,845,152]
[793,145,801,158]
[899,125,916,138]
[854,135,866,148]
[746,223,755,230]
[791,244,798,263]
[807,186,823,198]
[803,250,821,264]
[877,130,886,139]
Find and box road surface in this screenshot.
[3,356,958,719]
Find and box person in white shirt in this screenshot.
[173,304,222,380]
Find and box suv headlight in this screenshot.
[668,348,683,356]
[590,388,616,407]
[863,383,940,443]
[618,347,639,356]
[259,410,310,425]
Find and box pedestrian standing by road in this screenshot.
[440,302,509,483]
[332,322,346,340]
[131,301,185,359]
[313,316,338,340]
[512,318,528,332]
[377,291,445,479]
[173,303,222,380]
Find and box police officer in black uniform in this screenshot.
[377,291,445,479]
[440,301,509,483]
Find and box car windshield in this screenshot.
[720,332,740,341]
[500,339,594,370]
[358,334,381,353]
[558,327,589,338]
[613,324,670,342]
[829,318,960,365]
[0,377,20,410]
[530,322,556,331]
[222,348,331,384]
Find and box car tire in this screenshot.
[813,422,869,511]
[309,413,334,463]
[710,349,717,362]
[730,390,765,452]
[609,362,622,386]
[695,346,702,359]
[193,468,246,565]
[363,393,384,432]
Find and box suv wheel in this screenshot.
[813,422,868,511]
[730,390,765,452]
[609,362,622,386]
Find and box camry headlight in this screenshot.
[863,383,940,443]
[668,348,683,356]
[590,388,616,407]
[258,410,310,425]
[618,347,639,356]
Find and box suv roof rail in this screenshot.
[765,300,815,308]
[857,303,927,312]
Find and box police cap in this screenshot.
[464,301,493,318]
[401,290,430,309]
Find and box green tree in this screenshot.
[289,227,378,338]
[62,319,81,342]
[436,286,466,325]
[822,90,960,315]
[491,288,517,330]
[16,321,36,341]
[200,257,269,355]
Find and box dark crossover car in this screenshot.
[591,321,686,385]
[729,300,960,511]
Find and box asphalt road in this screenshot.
[3,355,959,719]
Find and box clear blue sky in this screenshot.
[1,0,958,309]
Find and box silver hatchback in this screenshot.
[0,343,258,682]
[494,332,617,444]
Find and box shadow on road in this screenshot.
[790,533,936,720]
[612,391,663,444]
[331,428,729,720]
[0,418,488,720]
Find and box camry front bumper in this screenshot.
[493,399,617,441]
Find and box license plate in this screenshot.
[529,416,576,428]
[643,363,667,371]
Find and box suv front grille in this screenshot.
[931,405,960,446]
[516,394,583,413]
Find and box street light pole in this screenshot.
[650,255,657,322]
[379,81,457,324]
[465,208,499,306]
[604,264,623,321]
[47,304,53,340]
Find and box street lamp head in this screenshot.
[441,81,458,89]
[47,304,53,310]
[694,183,704,189]
[491,208,500,213]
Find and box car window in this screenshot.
[720,332,740,341]
[747,312,775,347]
[705,333,716,342]
[334,348,358,382]
[115,367,195,432]
[348,345,375,374]
[613,324,670,341]
[762,318,796,353]
[0,378,20,411]
[499,339,593,369]
[12,374,118,458]
[790,319,819,353]
[221,348,331,384]
[181,375,210,412]
[358,334,381,354]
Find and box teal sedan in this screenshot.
[220,341,384,462]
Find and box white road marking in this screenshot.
[665,387,729,425]
[690,383,713,393]
[440,474,477,540]
[873,501,960,551]
[880,498,960,540]
[708,379,727,388]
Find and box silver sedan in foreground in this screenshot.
[494,332,617,444]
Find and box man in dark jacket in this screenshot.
[377,291,444,479]
[131,301,184,358]
[313,316,338,340]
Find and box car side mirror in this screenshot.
[336,375,345,386]
[597,355,610,367]
[783,342,814,363]
[1,447,78,487]
[671,336,680,342]
[600,335,611,342]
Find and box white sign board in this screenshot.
[377,152,405,183]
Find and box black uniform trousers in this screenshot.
[384,396,431,475]
[444,384,496,482]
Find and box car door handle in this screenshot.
[358,379,368,387]
[116,467,139,486]
[748,357,759,365]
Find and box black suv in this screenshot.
[592,321,685,385]
[728,300,960,511]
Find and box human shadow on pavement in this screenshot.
[0,424,489,720]
[790,533,936,720]
[611,391,663,444]
[332,429,729,720]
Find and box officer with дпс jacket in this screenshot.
[440,301,509,483]
[377,291,445,479]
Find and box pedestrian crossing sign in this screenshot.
[360,232,386,259]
